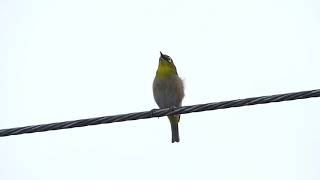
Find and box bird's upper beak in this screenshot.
[160,51,164,58]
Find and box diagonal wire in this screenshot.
[0,89,319,137]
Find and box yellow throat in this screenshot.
[156,58,178,80]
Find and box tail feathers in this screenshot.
[169,115,180,143]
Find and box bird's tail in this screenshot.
[168,115,180,143]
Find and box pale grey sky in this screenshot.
[1,0,320,179]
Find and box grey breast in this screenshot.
[153,75,184,109]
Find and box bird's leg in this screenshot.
[169,106,178,111]
[150,108,160,119]
[167,106,179,116]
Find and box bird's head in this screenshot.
[157,51,178,77]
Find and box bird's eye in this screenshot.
[167,57,172,63]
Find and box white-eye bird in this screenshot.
[153,52,184,143]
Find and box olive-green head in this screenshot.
[156,51,178,78]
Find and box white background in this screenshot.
[1,0,320,179]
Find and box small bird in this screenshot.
[153,52,184,143]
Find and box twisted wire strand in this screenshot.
[1,89,319,137]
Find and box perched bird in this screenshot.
[153,52,184,143]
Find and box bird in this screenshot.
[153,51,184,143]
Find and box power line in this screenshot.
[0,89,319,137]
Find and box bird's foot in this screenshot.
[169,106,177,110]
[168,106,178,114]
[150,108,160,119]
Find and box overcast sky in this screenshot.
[1,0,320,179]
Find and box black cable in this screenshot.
[0,89,319,137]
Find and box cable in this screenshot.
[0,89,319,137]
